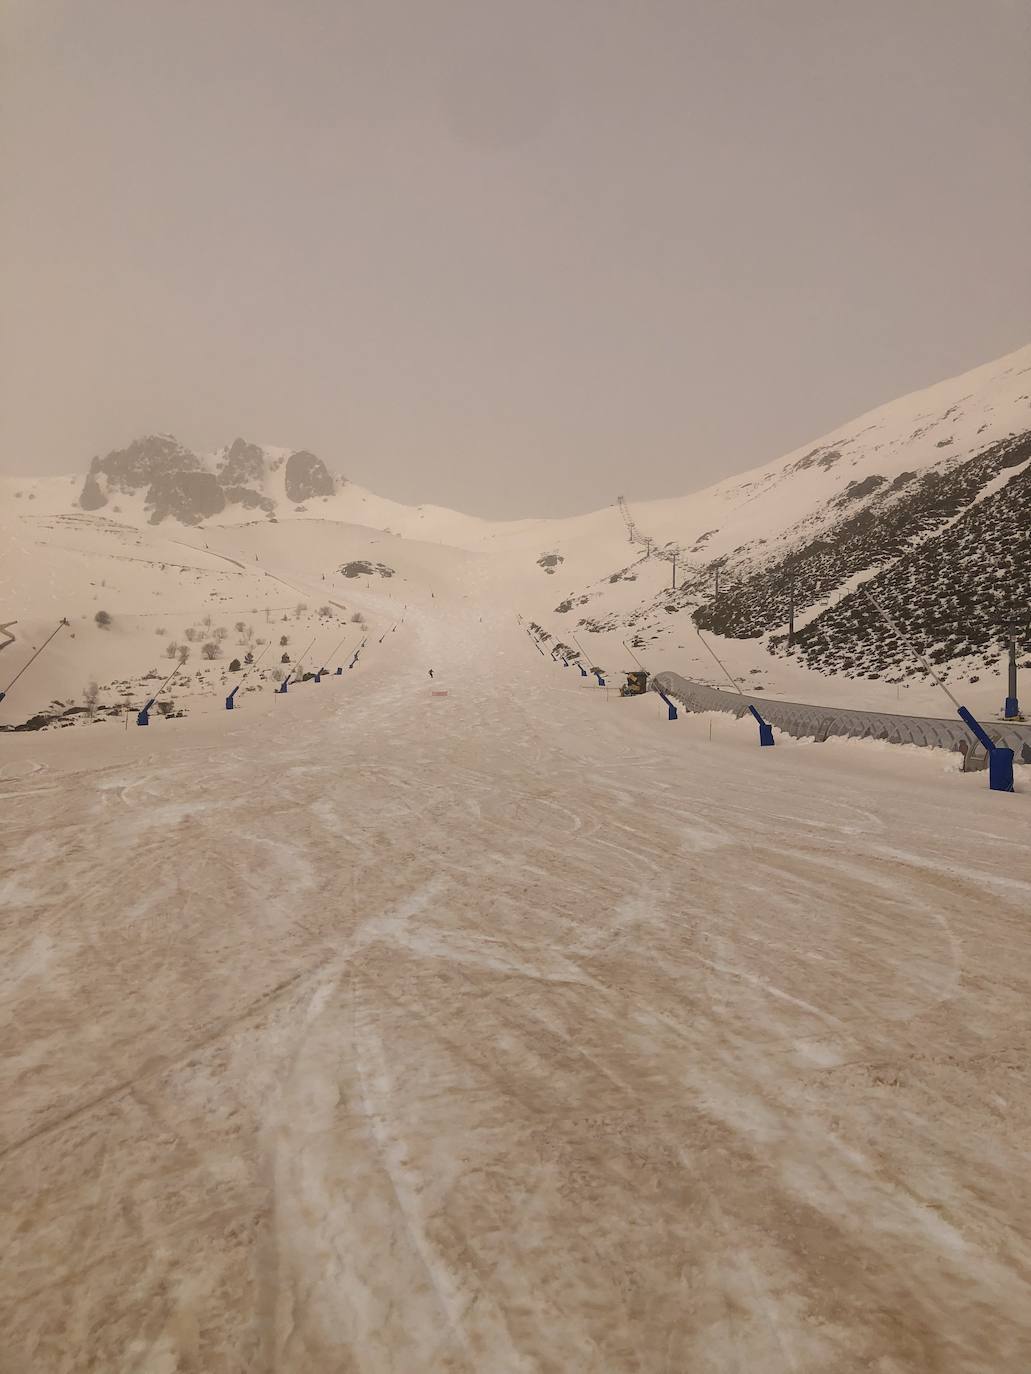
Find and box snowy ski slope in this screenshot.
[2,601,1030,1371]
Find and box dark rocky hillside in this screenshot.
[682,430,1030,679]
[786,443,1030,680]
[694,431,1031,647]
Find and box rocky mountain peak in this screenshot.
[75,433,341,523]
[217,438,267,488]
[284,450,335,503]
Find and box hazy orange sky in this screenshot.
[2,0,1029,516]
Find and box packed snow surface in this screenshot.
[2,594,1030,1373]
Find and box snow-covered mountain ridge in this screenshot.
[1,343,1029,728]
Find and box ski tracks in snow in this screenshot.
[2,604,1031,1371]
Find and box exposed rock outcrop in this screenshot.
[285,450,335,502]
[75,433,339,523]
[86,435,203,497]
[222,485,275,513]
[79,472,107,510]
[339,560,395,579]
[146,470,226,526]
[217,438,267,488]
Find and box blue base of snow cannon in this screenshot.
[1004,696,1020,720]
[989,747,1015,793]
[136,697,155,727]
[958,704,1014,792]
[748,703,774,746]
[335,666,343,675]
[658,692,678,721]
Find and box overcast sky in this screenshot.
[2,0,1029,517]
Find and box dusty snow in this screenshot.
[2,597,1031,1373]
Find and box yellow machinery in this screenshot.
[620,670,650,697]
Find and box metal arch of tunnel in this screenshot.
[958,705,1014,792]
[748,704,775,747]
